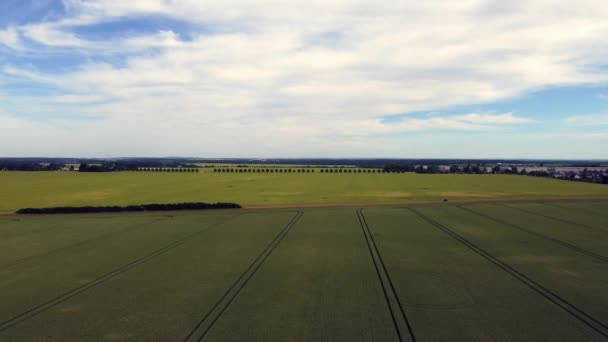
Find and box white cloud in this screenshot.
[0,111,600,159]
[307,113,533,137]
[2,65,58,84]
[564,113,608,126]
[455,113,534,125]
[0,27,21,50]
[1,1,608,156]
[21,23,90,48]
[125,30,183,49]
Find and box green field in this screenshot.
[1,171,608,212]
[1,201,607,340]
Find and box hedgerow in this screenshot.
[16,202,241,214]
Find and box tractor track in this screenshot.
[408,207,608,339]
[457,206,608,263]
[357,209,416,342]
[540,202,608,220]
[502,204,606,233]
[0,214,241,333]
[0,216,170,270]
[183,211,303,342]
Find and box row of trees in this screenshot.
[79,163,141,172]
[319,168,381,173]
[137,168,199,173]
[16,202,241,214]
[214,168,316,173]
[213,168,385,173]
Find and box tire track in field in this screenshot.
[357,209,416,342]
[0,214,241,333]
[457,206,608,263]
[502,204,607,232]
[183,211,303,342]
[0,217,169,270]
[408,207,608,339]
[0,220,66,239]
[540,202,608,220]
[0,215,138,237]
[0,215,154,239]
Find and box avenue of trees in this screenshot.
[210,165,514,174]
[214,168,316,173]
[318,168,380,173]
[136,168,199,173]
[211,168,384,173]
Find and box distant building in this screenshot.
[523,166,548,172]
[438,165,450,173]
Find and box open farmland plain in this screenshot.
[1,201,607,341]
[1,171,608,212]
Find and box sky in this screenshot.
[1,1,607,159]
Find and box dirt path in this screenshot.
[0,196,606,217]
[243,196,608,210]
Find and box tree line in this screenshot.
[212,168,384,173]
[0,161,198,172]
[0,161,67,171]
[16,202,241,214]
[319,168,381,173]
[383,164,489,174]
[137,168,199,172]
[214,168,316,173]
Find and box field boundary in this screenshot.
[245,197,608,210]
[457,206,608,263]
[1,197,607,216]
[183,211,304,342]
[357,209,416,342]
[408,207,608,338]
[0,216,171,270]
[0,214,241,333]
[502,204,605,232]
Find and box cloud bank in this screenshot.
[1,0,607,157]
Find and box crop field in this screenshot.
[1,171,608,212]
[0,200,607,341]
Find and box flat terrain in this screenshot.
[1,171,608,212]
[1,201,607,341]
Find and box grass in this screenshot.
[363,206,606,340]
[0,201,607,340]
[200,208,396,341]
[414,205,608,335]
[1,171,608,212]
[0,211,294,340]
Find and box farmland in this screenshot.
[1,171,608,213]
[0,201,607,340]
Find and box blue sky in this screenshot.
[1,1,607,158]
